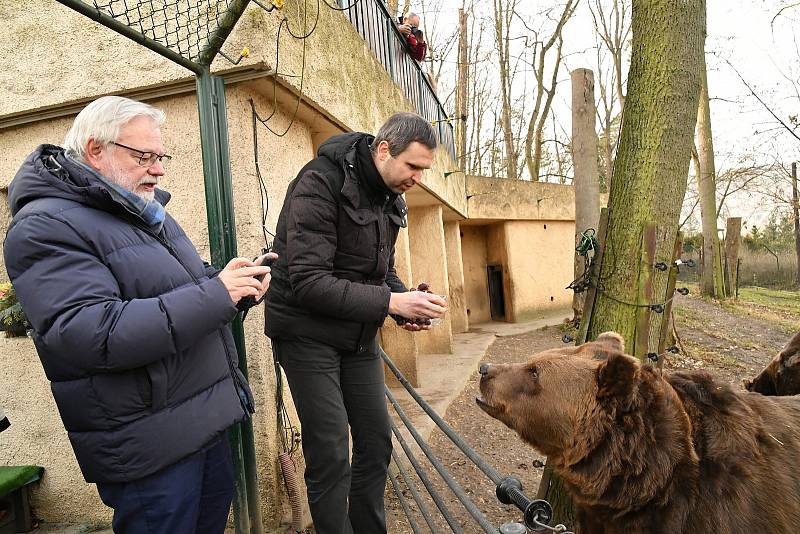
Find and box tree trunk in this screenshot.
[387,0,399,19]
[493,0,517,180]
[793,163,800,288]
[586,0,705,345]
[571,68,601,321]
[724,217,742,296]
[696,56,725,298]
[541,1,706,527]
[455,8,469,171]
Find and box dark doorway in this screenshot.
[487,265,506,321]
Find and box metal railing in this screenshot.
[381,348,572,533]
[340,0,456,160]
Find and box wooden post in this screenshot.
[792,162,800,288]
[724,217,742,297]
[571,68,601,322]
[455,7,469,171]
[576,208,610,344]
[658,232,684,366]
[634,224,657,361]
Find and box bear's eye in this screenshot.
[528,366,539,379]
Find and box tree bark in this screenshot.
[585,0,706,346]
[455,8,470,171]
[541,0,706,526]
[493,0,517,180]
[793,162,800,288]
[571,68,601,321]
[724,217,742,297]
[387,0,399,19]
[696,55,725,298]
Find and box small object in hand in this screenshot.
[417,282,431,292]
[238,252,275,314]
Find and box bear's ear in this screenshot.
[779,332,800,367]
[596,331,625,353]
[783,351,800,369]
[596,352,639,402]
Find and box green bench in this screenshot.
[0,466,43,534]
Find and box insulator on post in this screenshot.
[676,287,690,295]
[654,262,668,271]
[562,334,574,344]
[650,304,665,313]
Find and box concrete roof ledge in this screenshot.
[466,175,575,222]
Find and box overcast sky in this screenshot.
[415,0,799,227]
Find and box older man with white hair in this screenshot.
[3,96,272,533]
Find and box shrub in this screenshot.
[0,282,31,337]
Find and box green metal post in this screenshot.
[196,69,265,534]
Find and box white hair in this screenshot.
[64,96,165,160]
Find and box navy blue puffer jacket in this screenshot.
[4,145,252,483]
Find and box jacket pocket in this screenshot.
[146,361,168,411]
[341,204,379,254]
[135,368,152,405]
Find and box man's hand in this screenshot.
[398,23,412,36]
[217,256,273,304]
[389,291,447,323]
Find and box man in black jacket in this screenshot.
[265,112,447,533]
[4,96,272,533]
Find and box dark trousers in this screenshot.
[273,337,392,534]
[96,437,234,534]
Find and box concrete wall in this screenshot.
[380,228,420,387]
[460,226,491,324]
[503,220,574,322]
[466,175,574,222]
[443,222,468,333]
[0,86,314,527]
[407,205,453,354]
[0,338,105,524]
[0,1,467,218]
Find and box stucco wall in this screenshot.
[443,222,468,333]
[407,205,453,354]
[0,85,314,527]
[466,175,574,222]
[460,226,491,324]
[503,220,574,322]
[0,0,466,216]
[0,337,108,524]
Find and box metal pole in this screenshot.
[196,70,264,534]
[198,0,252,65]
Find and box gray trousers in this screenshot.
[273,337,392,534]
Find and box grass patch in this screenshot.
[736,287,800,315]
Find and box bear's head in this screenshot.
[744,331,800,396]
[476,331,642,458]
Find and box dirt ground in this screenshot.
[384,288,799,533]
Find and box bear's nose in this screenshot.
[479,363,490,376]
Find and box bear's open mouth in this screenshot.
[475,395,502,416]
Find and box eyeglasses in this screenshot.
[110,141,172,168]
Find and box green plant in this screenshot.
[0,282,31,337]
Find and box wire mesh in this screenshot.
[80,0,244,64]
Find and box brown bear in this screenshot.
[744,331,800,395]
[477,332,800,534]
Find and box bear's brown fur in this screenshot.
[744,331,800,395]
[477,332,800,534]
